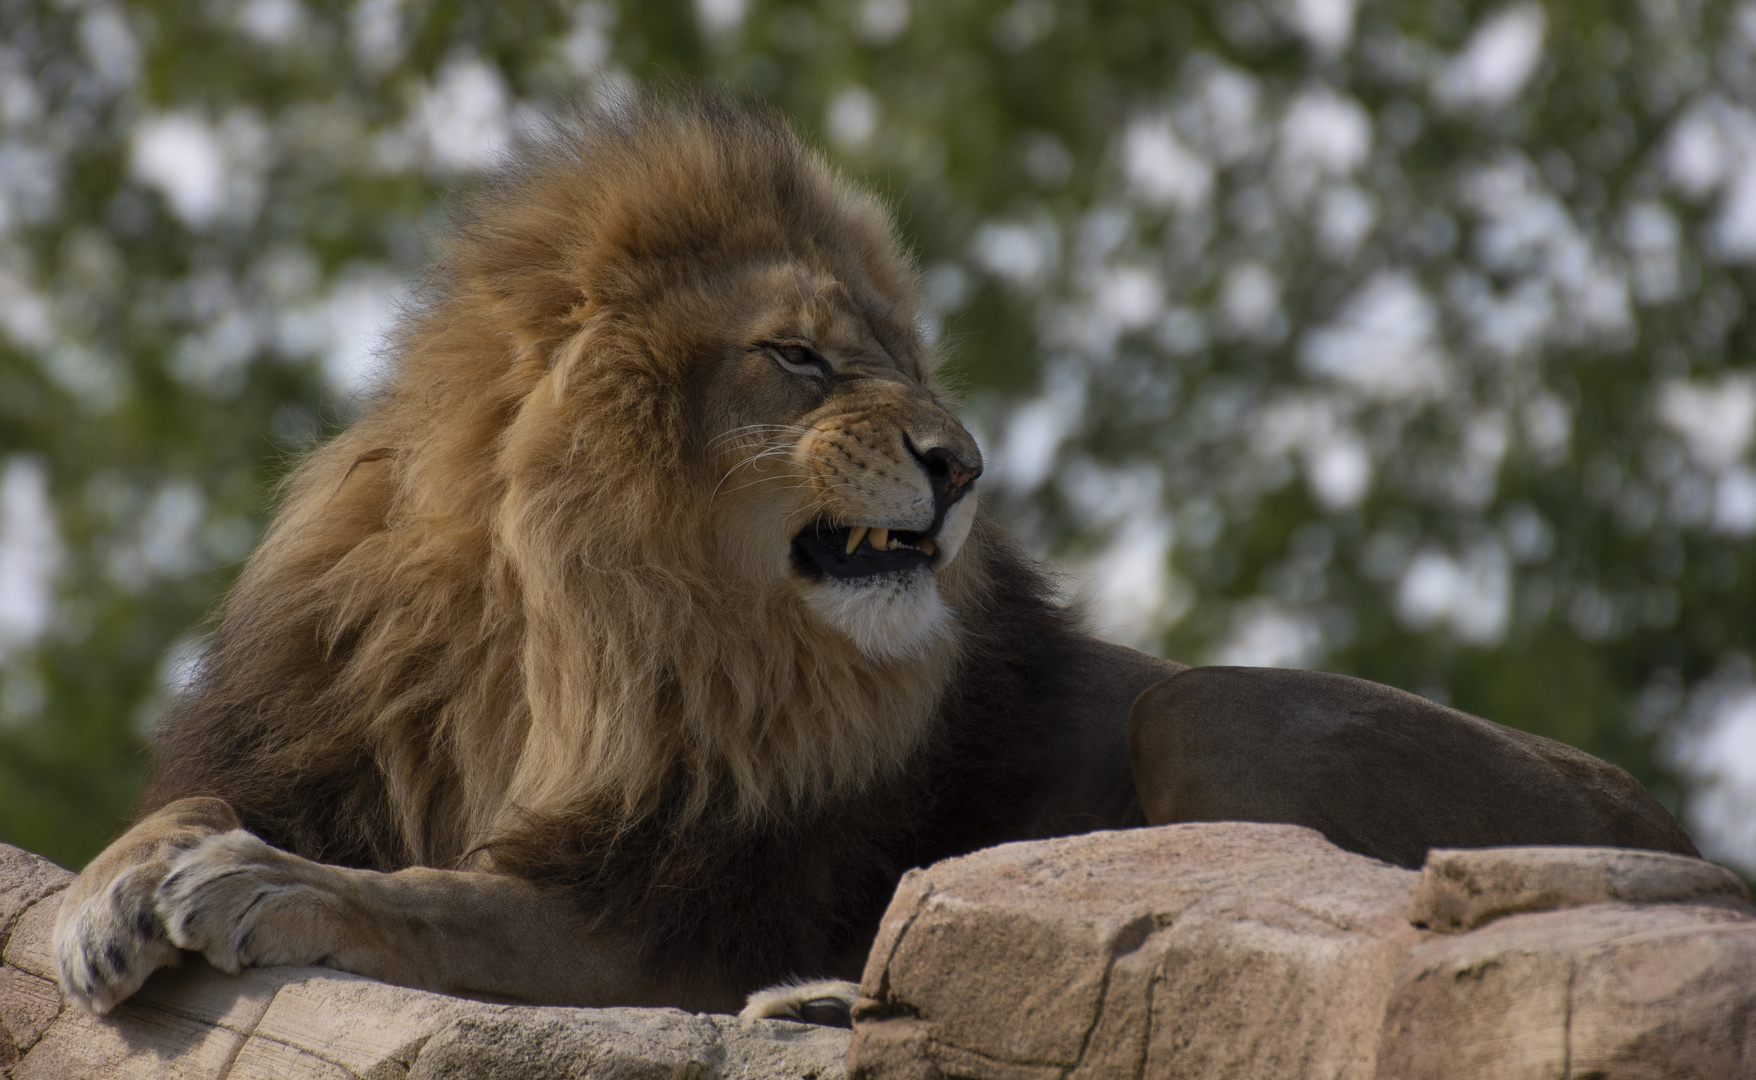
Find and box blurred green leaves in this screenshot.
[3,0,1756,871]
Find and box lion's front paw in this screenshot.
[740,978,859,1027]
[54,863,184,1014]
[155,830,342,975]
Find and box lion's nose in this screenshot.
[911,440,982,515]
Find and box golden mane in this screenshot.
[159,94,980,868]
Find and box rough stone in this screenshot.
[0,850,68,1073]
[409,1008,848,1080]
[1408,844,1752,931]
[0,847,69,956]
[9,828,1755,1080]
[1378,902,1756,1079]
[850,823,1423,1080]
[848,823,1756,1080]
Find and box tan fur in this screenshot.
[56,95,1016,1014]
[201,96,979,857]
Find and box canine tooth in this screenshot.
[846,526,869,555]
[869,527,889,551]
[919,539,936,557]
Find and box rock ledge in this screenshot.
[7,826,1753,1080]
[848,823,1756,1080]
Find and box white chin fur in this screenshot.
[802,568,952,663]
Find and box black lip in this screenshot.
[791,524,934,581]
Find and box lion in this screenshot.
[54,93,1698,1026]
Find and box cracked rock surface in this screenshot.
[847,822,1756,1080]
[7,826,1754,1079]
[0,844,846,1080]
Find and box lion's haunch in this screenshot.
[1128,666,1698,868]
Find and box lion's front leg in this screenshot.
[54,796,242,1013]
[144,830,726,1011]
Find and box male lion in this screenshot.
[55,94,1696,1025]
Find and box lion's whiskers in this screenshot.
[710,438,831,503]
[709,423,814,450]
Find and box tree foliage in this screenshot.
[2,0,1754,871]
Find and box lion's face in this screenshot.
[697,263,982,662]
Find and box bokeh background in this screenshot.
[3,0,1755,874]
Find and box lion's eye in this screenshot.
[771,344,832,378]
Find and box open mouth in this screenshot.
[791,523,937,581]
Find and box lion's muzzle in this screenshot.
[790,399,982,583]
[784,376,982,658]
